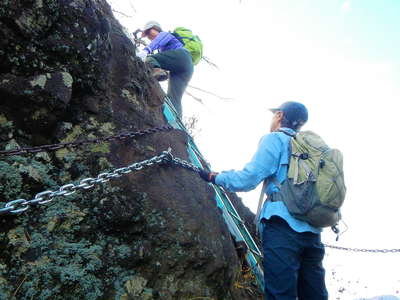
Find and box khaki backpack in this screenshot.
[256,131,346,228]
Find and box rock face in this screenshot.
[0,1,259,299]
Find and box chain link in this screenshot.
[170,157,200,173]
[0,125,173,157]
[0,150,175,215]
[324,244,400,253]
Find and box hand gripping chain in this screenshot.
[0,149,199,216]
[0,125,173,157]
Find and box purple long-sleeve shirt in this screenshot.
[144,31,183,54]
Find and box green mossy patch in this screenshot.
[61,125,83,143]
[0,161,23,200]
[0,0,254,298]
[90,142,110,154]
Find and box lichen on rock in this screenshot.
[0,0,260,299]
[30,74,47,88]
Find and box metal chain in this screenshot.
[0,125,173,157]
[0,150,175,215]
[2,144,399,255]
[169,156,200,173]
[0,149,202,216]
[324,244,400,253]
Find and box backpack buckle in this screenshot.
[331,225,340,241]
[299,153,309,160]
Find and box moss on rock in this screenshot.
[0,0,260,299]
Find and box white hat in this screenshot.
[142,21,162,33]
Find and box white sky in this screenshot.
[107,1,400,298]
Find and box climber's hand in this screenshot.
[199,169,218,184]
[136,49,147,61]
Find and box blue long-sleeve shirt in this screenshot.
[215,128,321,234]
[144,31,183,54]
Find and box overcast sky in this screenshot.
[107,1,400,298]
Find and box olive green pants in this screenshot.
[147,48,193,118]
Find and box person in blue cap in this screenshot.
[199,101,328,300]
[136,21,194,119]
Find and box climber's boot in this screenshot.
[152,68,169,81]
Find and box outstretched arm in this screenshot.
[144,32,174,53]
[214,133,282,192]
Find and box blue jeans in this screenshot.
[261,217,328,300]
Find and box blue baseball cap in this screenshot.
[269,101,308,127]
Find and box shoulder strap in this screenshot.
[278,128,296,137]
[254,179,268,225]
[254,130,292,225]
[253,177,281,225]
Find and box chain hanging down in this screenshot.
[0,149,199,216]
[0,125,173,157]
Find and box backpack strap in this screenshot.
[278,129,314,183]
[253,177,282,225]
[180,36,195,41]
[254,130,296,225]
[171,31,195,42]
[254,179,268,225]
[278,128,296,137]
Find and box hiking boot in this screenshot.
[152,68,169,81]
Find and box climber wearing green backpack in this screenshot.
[171,27,203,65]
[199,101,346,299]
[136,21,202,118]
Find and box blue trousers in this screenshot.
[261,217,328,300]
[147,48,193,118]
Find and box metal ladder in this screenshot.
[163,97,264,290]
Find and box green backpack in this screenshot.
[173,27,203,65]
[273,131,346,228]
